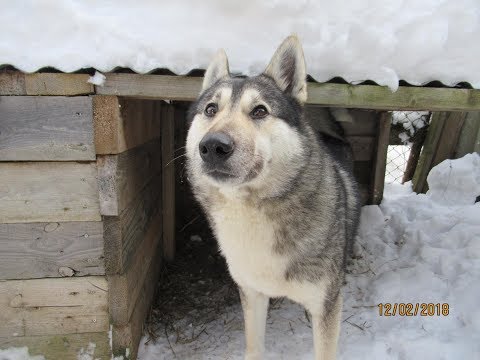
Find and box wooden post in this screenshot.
[402,125,428,184]
[370,111,391,204]
[161,103,176,261]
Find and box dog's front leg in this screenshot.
[239,286,269,360]
[311,293,342,360]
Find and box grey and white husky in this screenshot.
[186,35,360,359]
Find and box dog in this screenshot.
[185,35,360,360]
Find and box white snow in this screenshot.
[0,347,44,360]
[137,153,480,359]
[1,1,480,90]
[87,71,106,86]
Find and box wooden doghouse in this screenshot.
[1,70,479,359]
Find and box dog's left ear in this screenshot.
[264,35,307,104]
[202,49,230,91]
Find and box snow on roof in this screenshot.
[1,1,480,91]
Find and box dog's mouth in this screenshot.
[205,168,238,182]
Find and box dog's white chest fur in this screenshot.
[210,193,297,298]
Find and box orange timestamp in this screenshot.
[377,303,449,316]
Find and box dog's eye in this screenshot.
[250,105,268,119]
[205,103,218,117]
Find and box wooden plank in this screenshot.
[0,162,101,223]
[370,112,391,204]
[97,139,162,216]
[0,277,108,337]
[0,71,26,95]
[347,136,375,161]
[402,126,428,183]
[413,112,467,193]
[162,104,176,261]
[413,113,447,193]
[108,212,162,326]
[112,240,163,360]
[0,332,111,360]
[0,96,95,161]
[103,174,162,274]
[24,73,94,96]
[93,96,161,155]
[96,73,480,111]
[0,222,104,280]
[455,111,480,158]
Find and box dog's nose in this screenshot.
[199,132,234,164]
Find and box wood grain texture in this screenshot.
[97,139,162,216]
[108,212,162,326]
[112,239,163,360]
[25,73,94,95]
[103,174,162,274]
[96,73,480,110]
[0,222,104,280]
[454,111,480,158]
[93,96,161,155]
[162,104,176,261]
[413,112,467,193]
[0,162,101,223]
[0,96,95,161]
[0,332,111,360]
[370,112,391,204]
[0,72,26,95]
[0,277,108,337]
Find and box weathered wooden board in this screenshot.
[455,111,480,158]
[162,104,176,261]
[0,277,108,337]
[108,212,162,326]
[413,112,467,193]
[0,332,111,360]
[25,73,94,96]
[93,96,161,155]
[0,72,94,96]
[0,222,104,280]
[0,72,26,95]
[0,96,95,161]
[96,73,480,110]
[112,241,163,360]
[103,174,162,274]
[97,139,162,216]
[0,162,101,223]
[370,112,391,204]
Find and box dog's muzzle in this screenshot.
[199,132,234,164]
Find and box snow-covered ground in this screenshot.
[1,1,480,90]
[138,153,480,360]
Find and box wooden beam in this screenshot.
[93,96,161,155]
[96,73,480,111]
[370,112,391,204]
[0,96,95,161]
[455,111,480,158]
[0,162,101,223]
[0,221,104,280]
[162,103,176,261]
[103,174,162,274]
[108,212,162,326]
[0,332,111,360]
[0,277,108,337]
[97,140,162,216]
[0,72,26,95]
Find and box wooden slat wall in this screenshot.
[0,221,104,280]
[0,162,101,223]
[0,277,108,337]
[97,139,162,216]
[0,96,95,161]
[0,333,111,360]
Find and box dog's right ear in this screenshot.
[202,49,230,91]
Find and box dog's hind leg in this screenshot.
[239,286,269,360]
[310,293,342,360]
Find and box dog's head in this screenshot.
[186,36,310,195]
